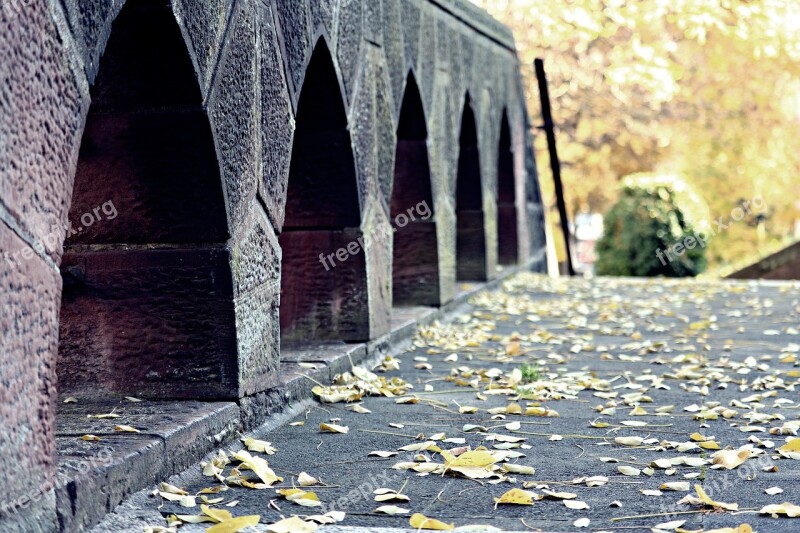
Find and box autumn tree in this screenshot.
[472,0,800,270]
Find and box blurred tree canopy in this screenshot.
[472,0,800,269]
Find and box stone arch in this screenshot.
[58,0,238,399]
[497,108,519,264]
[279,37,369,342]
[455,92,488,281]
[391,72,440,306]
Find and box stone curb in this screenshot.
[63,260,540,532]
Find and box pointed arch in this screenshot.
[497,108,519,264]
[455,93,488,280]
[58,0,237,399]
[391,72,440,306]
[280,38,368,341]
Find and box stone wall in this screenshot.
[0,0,546,528]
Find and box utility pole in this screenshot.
[535,58,574,276]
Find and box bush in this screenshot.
[595,184,707,277]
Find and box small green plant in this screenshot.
[519,364,543,384]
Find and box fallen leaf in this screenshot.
[760,502,800,517]
[564,500,589,510]
[266,515,318,533]
[206,515,260,533]
[494,488,536,508]
[375,505,410,515]
[319,423,349,434]
[297,472,318,486]
[230,450,282,486]
[368,451,398,458]
[660,482,690,492]
[88,412,120,419]
[277,489,322,507]
[618,466,641,476]
[409,513,455,530]
[241,436,277,455]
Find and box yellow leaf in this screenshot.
[409,513,455,530]
[711,448,751,469]
[505,341,522,356]
[205,515,260,533]
[266,515,318,533]
[230,450,282,486]
[760,501,800,517]
[694,484,739,511]
[320,423,349,434]
[494,488,535,508]
[278,489,321,507]
[87,412,120,419]
[241,436,277,454]
[201,505,233,523]
[82,435,101,442]
[501,464,536,475]
[114,425,140,433]
[442,450,497,468]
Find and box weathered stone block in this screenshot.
[231,203,282,396]
[173,0,232,98]
[497,203,519,265]
[279,228,370,342]
[208,0,259,234]
[0,0,86,264]
[275,0,312,104]
[400,0,420,71]
[258,2,295,232]
[362,200,392,335]
[381,0,406,117]
[59,0,123,82]
[393,220,440,306]
[58,247,238,399]
[55,435,163,532]
[0,225,59,527]
[456,209,488,281]
[336,0,362,100]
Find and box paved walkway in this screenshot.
[94,274,800,532]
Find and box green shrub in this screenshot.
[595,184,707,277]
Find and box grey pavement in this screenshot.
[91,274,800,532]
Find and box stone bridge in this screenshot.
[0,0,546,529]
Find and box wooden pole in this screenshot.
[534,58,574,276]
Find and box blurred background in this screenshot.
[471,0,800,277]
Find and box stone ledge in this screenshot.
[54,261,533,531]
[55,400,239,532]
